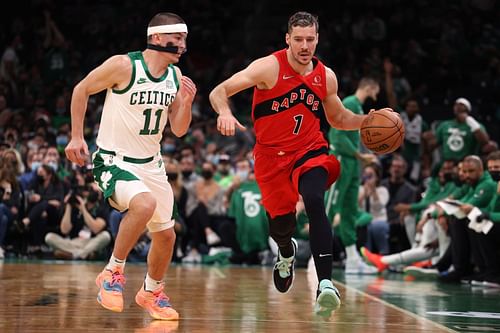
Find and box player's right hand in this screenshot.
[65,137,89,167]
[217,112,246,136]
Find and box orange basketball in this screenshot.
[360,108,405,154]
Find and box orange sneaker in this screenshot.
[409,259,433,268]
[95,268,126,312]
[360,247,388,272]
[135,284,179,321]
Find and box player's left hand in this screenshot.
[179,76,197,105]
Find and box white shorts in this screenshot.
[92,149,174,232]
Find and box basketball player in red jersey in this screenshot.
[210,11,386,317]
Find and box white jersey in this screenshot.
[96,51,179,158]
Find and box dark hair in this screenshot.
[487,150,500,162]
[148,12,185,27]
[288,11,319,33]
[147,12,185,42]
[365,163,382,186]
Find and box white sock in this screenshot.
[144,273,163,292]
[345,245,360,261]
[106,254,126,271]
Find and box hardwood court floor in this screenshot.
[1,261,495,333]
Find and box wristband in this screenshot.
[466,116,480,132]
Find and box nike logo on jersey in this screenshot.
[136,78,148,84]
[282,74,294,80]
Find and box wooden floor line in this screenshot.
[210,267,227,278]
[334,279,457,333]
[176,316,436,326]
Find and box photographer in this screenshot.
[45,186,111,260]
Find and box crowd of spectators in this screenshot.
[0,0,499,285]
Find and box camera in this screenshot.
[68,185,86,207]
[68,190,80,207]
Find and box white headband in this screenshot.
[147,24,188,36]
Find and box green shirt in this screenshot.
[435,119,484,161]
[410,178,457,213]
[228,180,268,253]
[460,172,496,208]
[328,95,362,158]
[482,193,500,223]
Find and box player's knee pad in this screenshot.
[268,213,296,246]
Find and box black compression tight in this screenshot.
[298,167,333,283]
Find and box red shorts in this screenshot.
[254,146,340,218]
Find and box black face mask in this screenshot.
[37,175,45,183]
[201,170,213,180]
[219,169,229,176]
[181,170,192,178]
[490,170,500,182]
[166,172,178,181]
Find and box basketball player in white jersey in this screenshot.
[65,12,196,320]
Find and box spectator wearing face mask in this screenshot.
[42,145,70,181]
[183,161,226,263]
[215,154,234,190]
[452,152,500,287]
[19,149,44,192]
[224,158,252,204]
[21,164,64,255]
[226,159,269,265]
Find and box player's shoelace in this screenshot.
[152,286,171,307]
[110,271,126,290]
[274,260,291,277]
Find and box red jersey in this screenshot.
[252,49,328,154]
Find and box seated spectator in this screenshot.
[45,187,111,260]
[215,154,234,190]
[439,155,496,283]
[226,159,269,265]
[471,150,500,287]
[358,163,390,254]
[19,148,44,192]
[22,164,64,255]
[183,161,226,262]
[381,155,417,253]
[0,161,24,258]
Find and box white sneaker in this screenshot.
[0,247,4,259]
[403,266,439,278]
[206,232,221,246]
[314,279,341,318]
[345,258,378,274]
[182,250,201,263]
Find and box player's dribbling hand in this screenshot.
[179,76,197,105]
[368,107,394,114]
[65,138,89,167]
[217,113,246,136]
